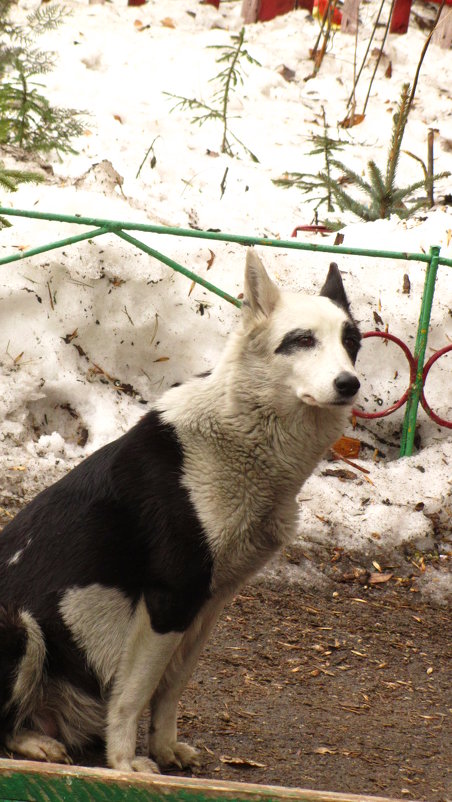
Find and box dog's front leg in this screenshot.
[106,599,182,773]
[149,595,228,770]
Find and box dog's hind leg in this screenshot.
[106,599,182,773]
[149,596,228,770]
[5,730,71,764]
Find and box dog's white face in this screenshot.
[270,292,360,408]
[242,250,361,412]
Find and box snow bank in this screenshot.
[0,0,450,589]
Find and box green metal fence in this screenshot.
[0,757,418,802]
[0,207,451,457]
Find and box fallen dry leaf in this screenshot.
[339,112,365,128]
[332,435,361,459]
[277,64,296,82]
[207,249,215,270]
[368,572,393,585]
[322,468,357,481]
[220,756,266,768]
[161,17,175,28]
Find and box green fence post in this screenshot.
[399,245,441,457]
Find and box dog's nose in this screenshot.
[334,372,360,397]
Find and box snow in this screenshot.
[0,0,451,600]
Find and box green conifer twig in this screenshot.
[165,28,260,162]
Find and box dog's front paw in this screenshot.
[130,756,161,774]
[109,755,160,773]
[149,737,201,770]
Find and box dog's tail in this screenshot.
[0,606,45,735]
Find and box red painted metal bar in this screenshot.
[421,344,452,428]
[352,332,417,420]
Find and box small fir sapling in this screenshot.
[0,0,85,155]
[273,108,347,216]
[165,28,260,162]
[324,84,450,225]
[275,85,450,229]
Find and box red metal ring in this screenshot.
[420,344,452,428]
[353,331,417,420]
[291,225,330,237]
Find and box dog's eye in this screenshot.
[275,329,317,355]
[295,334,316,348]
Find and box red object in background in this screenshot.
[315,0,343,25]
[297,0,315,11]
[390,0,452,34]
[127,0,146,6]
[203,0,220,7]
[389,0,413,33]
[258,0,296,22]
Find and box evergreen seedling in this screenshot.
[0,161,44,227]
[276,85,449,229]
[273,109,346,214]
[323,84,449,223]
[0,0,85,154]
[165,28,260,162]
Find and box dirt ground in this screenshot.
[1,528,450,801]
[164,572,450,802]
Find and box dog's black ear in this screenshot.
[244,249,280,319]
[319,262,350,314]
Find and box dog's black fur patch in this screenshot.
[342,321,361,364]
[275,329,316,355]
[0,411,213,653]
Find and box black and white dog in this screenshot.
[0,251,361,773]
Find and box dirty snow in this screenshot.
[0,0,451,600]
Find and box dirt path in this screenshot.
[163,577,451,802]
[1,555,450,801]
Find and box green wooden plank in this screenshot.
[0,759,418,802]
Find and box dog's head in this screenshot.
[241,250,361,411]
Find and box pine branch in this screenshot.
[385,83,410,193]
[318,173,375,220]
[164,28,259,162]
[328,158,373,196]
[0,1,84,154]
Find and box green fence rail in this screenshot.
[0,207,451,457]
[0,758,418,802]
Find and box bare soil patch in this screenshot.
[166,575,451,802]
[1,511,450,801]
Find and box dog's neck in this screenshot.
[158,361,348,590]
[159,361,347,491]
